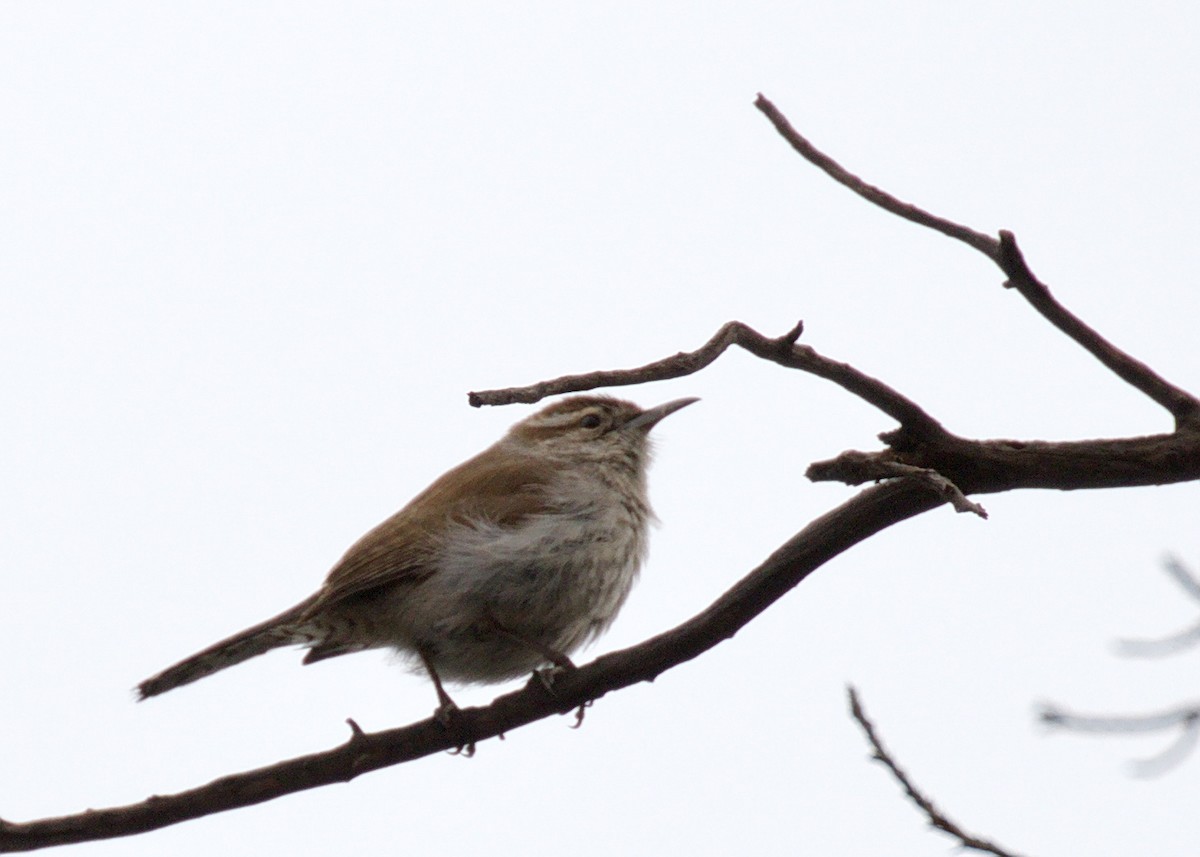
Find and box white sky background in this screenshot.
[2,3,1198,855]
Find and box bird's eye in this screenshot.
[579,413,603,429]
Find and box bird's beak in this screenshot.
[623,397,700,433]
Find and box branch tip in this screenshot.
[754,93,999,258]
[780,319,804,347]
[345,718,367,741]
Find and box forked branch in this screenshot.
[753,93,1200,428]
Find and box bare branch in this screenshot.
[0,481,946,852]
[468,319,804,407]
[754,93,1200,428]
[809,433,1200,494]
[849,686,1028,857]
[996,232,1200,427]
[752,93,999,258]
[470,320,949,441]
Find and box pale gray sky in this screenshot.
[2,4,1199,855]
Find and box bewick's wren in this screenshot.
[137,395,696,714]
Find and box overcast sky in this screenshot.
[3,4,1199,856]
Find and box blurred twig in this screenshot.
[1039,702,1200,777]
[1044,556,1200,773]
[1118,556,1200,657]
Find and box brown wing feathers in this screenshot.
[137,445,557,697]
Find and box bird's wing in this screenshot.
[302,444,557,615]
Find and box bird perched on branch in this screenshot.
[137,395,697,716]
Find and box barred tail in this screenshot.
[136,596,318,700]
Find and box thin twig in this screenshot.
[797,451,987,518]
[753,93,998,258]
[468,319,797,406]
[470,320,948,441]
[849,687,1027,857]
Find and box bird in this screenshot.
[136,395,697,715]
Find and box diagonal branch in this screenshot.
[754,93,1200,428]
[0,481,945,853]
[996,232,1200,427]
[753,93,999,258]
[849,687,1028,857]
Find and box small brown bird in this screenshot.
[137,395,696,714]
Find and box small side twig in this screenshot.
[801,452,987,518]
[849,686,1027,857]
[344,718,367,742]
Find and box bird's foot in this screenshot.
[528,663,590,728]
[532,660,576,696]
[570,699,592,728]
[433,696,460,727]
[433,700,477,756]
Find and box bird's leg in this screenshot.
[418,649,460,725]
[419,651,477,755]
[482,609,576,672]
[481,610,583,722]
